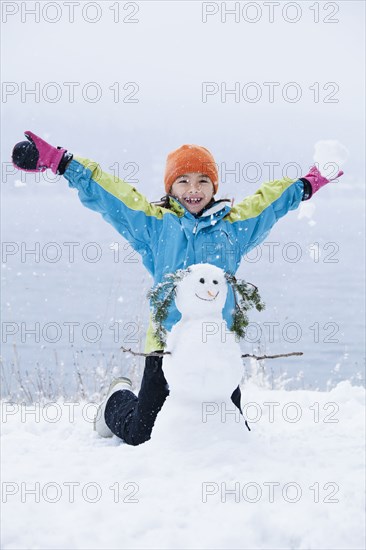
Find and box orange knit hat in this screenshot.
[164,144,219,194]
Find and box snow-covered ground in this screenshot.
[1,176,364,550]
[2,166,365,549]
[1,381,364,549]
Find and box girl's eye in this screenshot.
[199,278,205,284]
[213,280,218,285]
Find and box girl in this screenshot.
[12,131,343,445]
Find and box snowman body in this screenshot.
[165,317,243,403]
[151,264,247,447]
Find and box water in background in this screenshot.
[1,179,364,397]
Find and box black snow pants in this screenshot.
[104,354,169,446]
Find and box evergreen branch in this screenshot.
[147,269,188,347]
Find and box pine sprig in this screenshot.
[147,269,187,348]
[225,274,265,339]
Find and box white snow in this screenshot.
[297,202,316,221]
[14,179,27,188]
[2,265,365,549]
[1,381,364,549]
[313,140,349,178]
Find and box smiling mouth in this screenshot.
[184,197,203,205]
[195,292,219,301]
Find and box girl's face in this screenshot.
[170,172,215,214]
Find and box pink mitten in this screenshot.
[303,165,344,197]
[12,131,71,174]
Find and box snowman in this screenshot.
[150,264,259,448]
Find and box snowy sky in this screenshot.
[2,0,365,198]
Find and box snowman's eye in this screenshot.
[213,280,218,285]
[199,278,205,284]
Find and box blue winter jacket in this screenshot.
[64,157,305,351]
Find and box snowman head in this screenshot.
[148,263,265,348]
[174,264,227,318]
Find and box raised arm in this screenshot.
[224,167,343,257]
[12,131,167,261]
[223,177,304,256]
[63,156,165,253]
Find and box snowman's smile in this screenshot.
[195,291,220,301]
